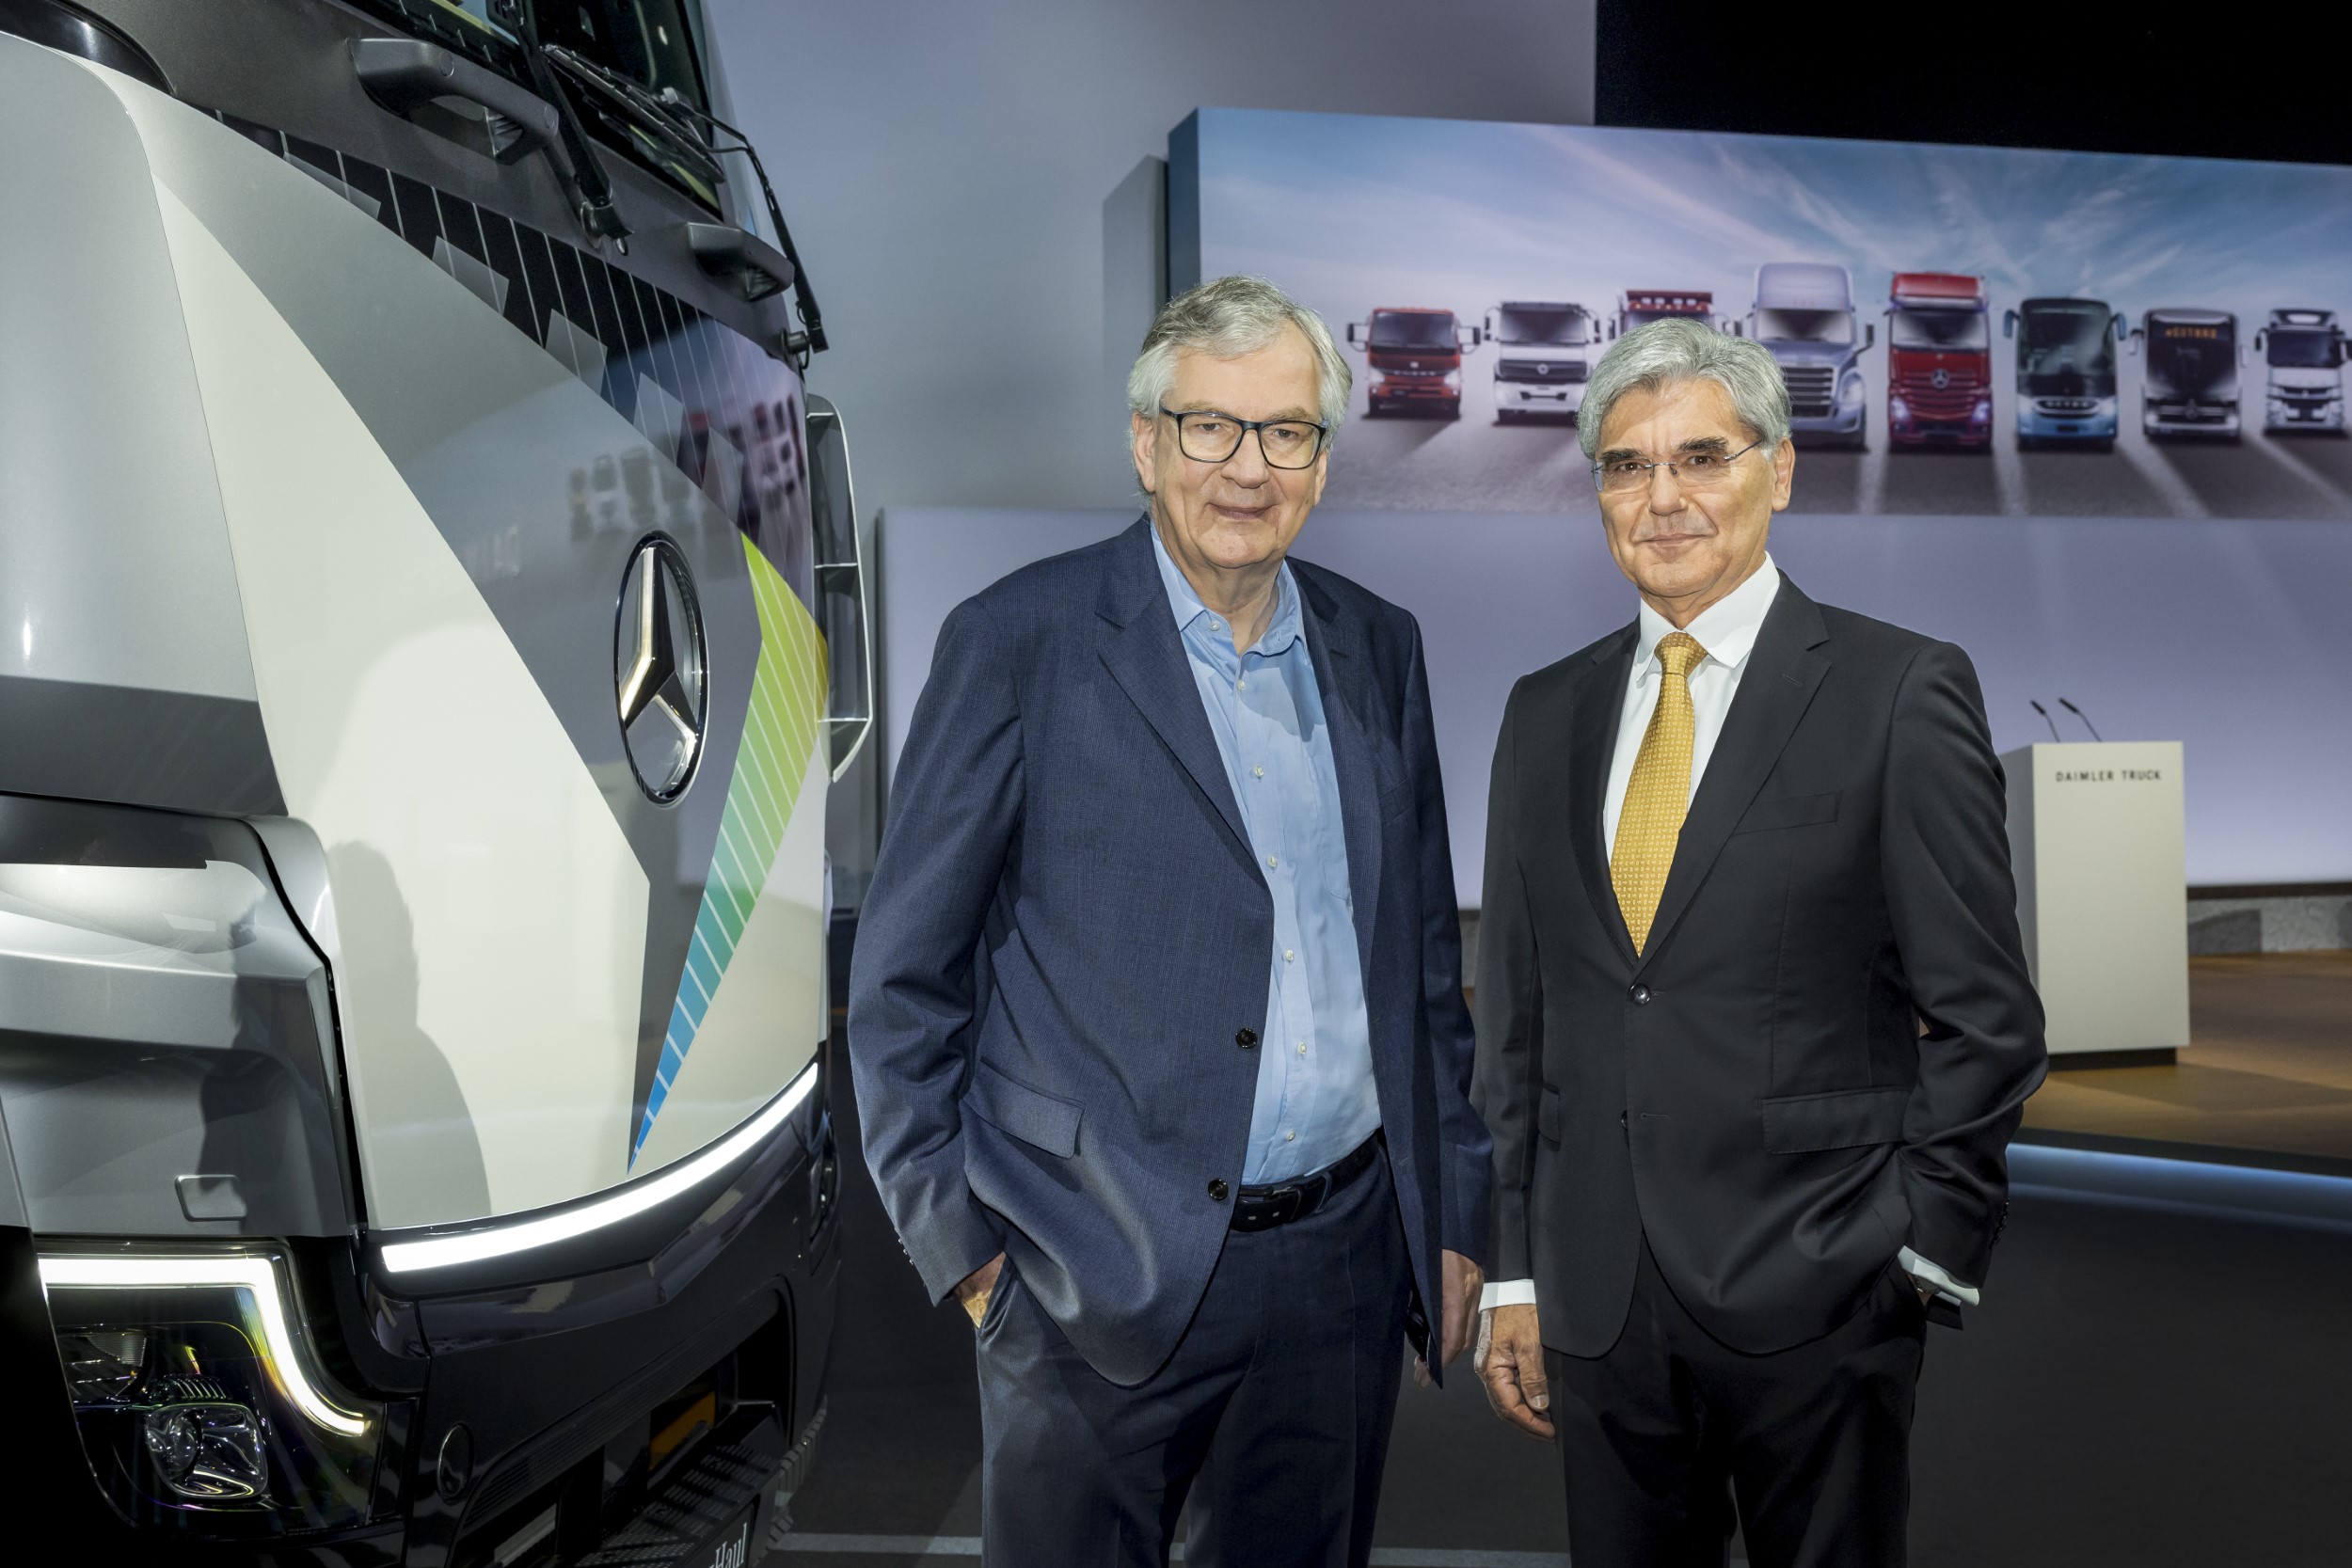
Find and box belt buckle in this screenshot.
[1260,1185,1304,1227]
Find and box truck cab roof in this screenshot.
[1622,290,1711,312]
[1754,262,1851,309]
[2146,308,2234,326]
[2267,308,2338,327]
[1890,273,1986,309]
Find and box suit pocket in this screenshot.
[1732,789,1840,834]
[966,1060,1083,1158]
[1536,1084,1563,1146]
[1759,1086,1908,1154]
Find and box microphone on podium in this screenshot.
[2057,697,2103,742]
[2028,700,2062,743]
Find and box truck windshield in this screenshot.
[2266,328,2342,369]
[535,0,707,112]
[1889,308,1988,351]
[1493,308,1589,346]
[1369,313,1460,349]
[1754,309,1852,345]
[2019,306,2116,394]
[2145,325,2236,397]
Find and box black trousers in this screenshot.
[1544,1238,1928,1568]
[974,1152,1410,1567]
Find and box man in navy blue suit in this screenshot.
[850,275,1491,1564]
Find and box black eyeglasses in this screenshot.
[1160,406,1329,469]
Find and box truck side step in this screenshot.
[579,1404,787,1567]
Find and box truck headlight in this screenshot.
[1889,397,1910,422]
[1971,399,1992,424]
[1442,369,1462,389]
[1838,373,1863,407]
[40,1250,386,1537]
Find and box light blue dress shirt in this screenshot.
[1152,530,1381,1185]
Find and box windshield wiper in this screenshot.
[658,92,829,358]
[488,0,628,245]
[538,43,726,194]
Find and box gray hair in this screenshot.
[1578,316,1790,460]
[1127,276,1353,436]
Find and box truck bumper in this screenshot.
[2018,398,2119,444]
[1494,381,1585,417]
[2,1084,843,1566]
[1788,406,1867,446]
[2144,404,2241,440]
[2265,397,2344,432]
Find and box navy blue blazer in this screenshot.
[850,518,1491,1386]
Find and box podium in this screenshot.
[2001,742,2189,1062]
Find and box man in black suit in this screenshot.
[1471,317,2046,1565]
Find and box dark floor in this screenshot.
[786,929,2352,1565]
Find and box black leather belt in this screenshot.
[1230,1135,1381,1233]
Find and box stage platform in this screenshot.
[2022,951,2352,1174]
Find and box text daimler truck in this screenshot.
[1737,263,1870,447]
[1610,289,1713,339]
[2253,309,2349,434]
[1884,273,1993,448]
[1485,300,1597,423]
[1346,307,1480,419]
[0,2,872,1562]
[2130,309,2245,439]
[2003,297,2127,447]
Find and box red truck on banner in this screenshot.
[1346,307,1481,419]
[1884,272,1993,448]
[1611,289,1714,338]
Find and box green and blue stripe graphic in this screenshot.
[633,539,826,1161]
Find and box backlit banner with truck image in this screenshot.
[1170,108,2352,520]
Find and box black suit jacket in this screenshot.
[1471,575,2047,1356]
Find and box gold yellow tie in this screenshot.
[1612,631,1708,956]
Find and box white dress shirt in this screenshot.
[1480,558,1978,1314]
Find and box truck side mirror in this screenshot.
[2112,312,2128,342]
[2254,329,2267,353]
[1345,323,1362,347]
[2125,328,2141,357]
[1861,322,1875,351]
[2002,309,2017,339]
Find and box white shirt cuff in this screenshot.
[1899,1246,1980,1307]
[1479,1278,1538,1311]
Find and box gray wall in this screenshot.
[704,0,1596,518]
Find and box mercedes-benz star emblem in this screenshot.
[615,534,707,802]
[1931,368,1951,389]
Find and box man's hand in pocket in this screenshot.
[956,1253,1006,1328]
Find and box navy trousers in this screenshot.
[974,1151,1411,1567]
[1544,1237,1928,1568]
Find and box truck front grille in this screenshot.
[1497,359,1587,383]
[1781,365,1836,419]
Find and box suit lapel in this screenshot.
[1297,572,1384,963]
[1568,626,1639,969]
[1094,520,1253,856]
[1633,578,1832,976]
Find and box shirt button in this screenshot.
[1297,1041,1308,1055]
[1266,855,1279,869]
[1236,1027,1258,1049]
[1630,985,1652,1006]
[1284,1131,1295,1142]
[1252,766,1265,779]
[1208,1179,1230,1202]
[1284,949,1295,962]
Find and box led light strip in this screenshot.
[378,1060,818,1276]
[37,1253,370,1437]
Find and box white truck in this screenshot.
[0,2,867,1560]
[2254,309,2350,434]
[1485,301,1598,423]
[1738,262,1871,448]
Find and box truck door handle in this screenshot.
[351,38,562,164]
[684,222,796,303]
